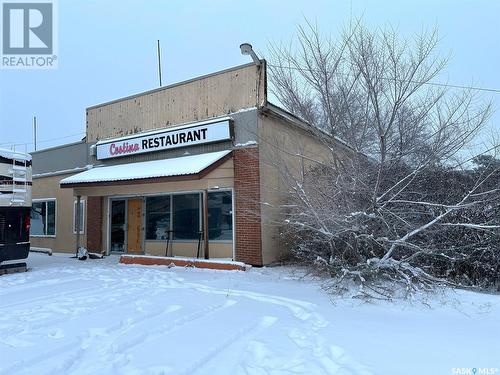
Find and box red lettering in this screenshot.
[108,142,140,156]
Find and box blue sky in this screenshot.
[1,0,499,152]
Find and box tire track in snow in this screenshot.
[50,304,184,375]
[96,303,183,338]
[105,299,238,361]
[0,272,183,375]
[9,300,234,375]
[0,284,139,331]
[177,283,370,374]
[0,338,81,375]
[0,285,97,310]
[0,272,184,344]
[183,282,329,329]
[177,315,278,375]
[288,328,373,375]
[0,302,184,375]
[0,270,174,312]
[0,276,85,298]
[0,285,162,337]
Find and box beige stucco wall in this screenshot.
[30,173,87,253]
[86,63,266,142]
[67,159,234,257]
[145,241,232,259]
[257,113,349,264]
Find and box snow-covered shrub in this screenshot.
[268,20,498,298]
[281,156,500,297]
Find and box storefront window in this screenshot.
[145,196,171,240]
[144,192,233,242]
[31,200,56,236]
[172,193,200,240]
[208,191,232,240]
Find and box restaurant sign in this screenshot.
[96,119,232,160]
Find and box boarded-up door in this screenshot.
[127,199,143,254]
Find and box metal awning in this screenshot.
[60,150,232,188]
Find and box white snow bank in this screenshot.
[29,247,53,256]
[60,150,231,185]
[0,253,498,375]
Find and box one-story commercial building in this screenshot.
[29,60,349,266]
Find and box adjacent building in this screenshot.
[29,61,349,265]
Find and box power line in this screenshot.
[416,81,500,94]
[268,63,500,94]
[0,131,86,148]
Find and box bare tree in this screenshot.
[267,20,498,298]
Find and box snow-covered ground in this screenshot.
[0,253,499,375]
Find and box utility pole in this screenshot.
[33,116,37,151]
[157,40,162,87]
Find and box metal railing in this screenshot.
[164,230,204,258]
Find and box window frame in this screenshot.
[30,198,57,238]
[206,189,233,243]
[144,195,171,241]
[171,192,202,241]
[207,190,234,241]
[73,199,86,235]
[143,189,233,244]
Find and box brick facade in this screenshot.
[86,196,103,253]
[233,147,263,266]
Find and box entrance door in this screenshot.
[110,200,126,252]
[127,199,143,254]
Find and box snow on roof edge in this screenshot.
[60,150,232,185]
[33,165,92,179]
[0,148,32,161]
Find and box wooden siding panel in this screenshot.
[87,64,265,142]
